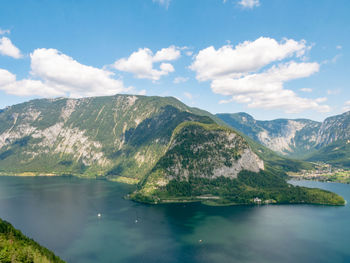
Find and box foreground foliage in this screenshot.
[0,218,65,263]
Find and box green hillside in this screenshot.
[0,218,65,263]
[306,140,350,168]
[132,122,344,206]
[0,95,217,180]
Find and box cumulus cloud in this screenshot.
[173,76,189,84]
[0,68,63,97]
[238,0,260,9]
[212,62,327,113]
[190,37,329,113]
[153,46,180,62]
[190,37,308,81]
[0,37,22,59]
[113,46,180,81]
[0,48,130,98]
[153,0,171,9]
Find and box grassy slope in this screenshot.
[305,140,350,168]
[0,218,65,263]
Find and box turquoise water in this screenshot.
[0,176,349,263]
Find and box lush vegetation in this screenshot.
[0,218,65,263]
[132,121,344,206]
[306,140,350,168]
[133,170,345,206]
[0,95,224,180]
[289,169,350,184]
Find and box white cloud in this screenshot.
[0,37,22,59]
[0,69,16,86]
[0,68,64,97]
[113,46,180,81]
[238,0,260,9]
[190,37,329,113]
[300,88,312,93]
[173,76,189,84]
[0,28,10,35]
[343,101,350,112]
[184,92,193,99]
[153,0,171,9]
[190,37,308,81]
[153,46,180,62]
[336,45,342,50]
[0,48,130,98]
[211,62,329,113]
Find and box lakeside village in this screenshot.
[288,162,350,184]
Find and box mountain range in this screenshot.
[0,95,345,205]
[217,112,350,167]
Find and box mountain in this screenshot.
[305,140,350,167]
[0,95,344,205]
[216,113,321,157]
[0,95,221,179]
[315,111,350,147]
[217,112,350,167]
[0,218,65,262]
[132,121,343,205]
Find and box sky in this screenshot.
[0,0,349,121]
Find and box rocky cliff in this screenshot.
[217,112,350,166]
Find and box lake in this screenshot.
[0,176,349,263]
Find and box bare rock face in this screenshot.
[257,120,307,154]
[211,148,264,179]
[316,111,350,147]
[216,112,350,158]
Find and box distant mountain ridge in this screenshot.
[217,111,350,167]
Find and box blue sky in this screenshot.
[0,0,349,121]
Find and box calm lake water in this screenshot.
[0,176,349,263]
